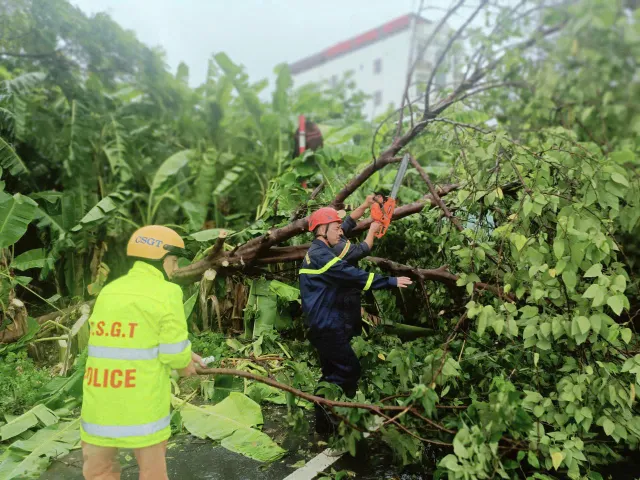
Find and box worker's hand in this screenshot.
[177,361,197,377]
[191,352,208,369]
[395,277,413,288]
[364,194,376,207]
[369,221,382,233]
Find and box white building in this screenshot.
[289,14,460,119]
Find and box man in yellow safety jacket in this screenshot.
[80,225,206,480]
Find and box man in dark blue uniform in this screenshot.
[330,194,383,339]
[300,206,412,434]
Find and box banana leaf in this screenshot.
[201,374,244,403]
[70,190,134,232]
[269,280,299,302]
[0,136,28,176]
[183,291,197,321]
[173,392,285,463]
[245,279,294,340]
[151,149,193,195]
[0,420,80,480]
[11,249,46,270]
[0,192,38,248]
[1,404,58,441]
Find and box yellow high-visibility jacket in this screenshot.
[80,261,191,448]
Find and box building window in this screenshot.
[373,58,382,74]
[373,90,382,107]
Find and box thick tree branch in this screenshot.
[330,156,404,207]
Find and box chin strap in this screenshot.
[315,224,329,242]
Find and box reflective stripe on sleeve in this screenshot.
[159,339,191,355]
[88,345,159,360]
[300,256,340,275]
[338,241,351,259]
[363,273,374,291]
[81,415,170,438]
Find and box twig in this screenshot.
[430,313,468,387]
[409,410,456,435]
[409,156,464,232]
[425,0,488,114]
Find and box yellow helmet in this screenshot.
[126,225,192,261]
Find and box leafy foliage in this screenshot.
[0,352,52,416]
[0,0,639,478]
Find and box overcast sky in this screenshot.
[72,0,467,87]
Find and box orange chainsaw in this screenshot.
[370,153,411,238]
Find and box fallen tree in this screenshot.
[3,1,640,479]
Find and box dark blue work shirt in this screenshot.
[300,239,396,335]
[332,217,370,265]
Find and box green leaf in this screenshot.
[272,64,292,114]
[528,450,540,468]
[584,263,603,277]
[590,315,602,334]
[603,418,615,436]
[0,405,59,442]
[0,136,29,176]
[174,393,285,462]
[511,233,527,252]
[553,238,565,260]
[562,270,577,292]
[11,249,46,271]
[611,150,634,164]
[607,295,626,316]
[214,164,244,196]
[439,454,462,472]
[71,191,134,232]
[215,53,264,129]
[0,193,38,248]
[269,280,300,302]
[551,451,564,470]
[189,229,232,242]
[621,328,632,344]
[583,284,605,307]
[183,292,197,320]
[0,420,79,480]
[577,316,591,335]
[611,173,629,187]
[182,201,206,231]
[523,325,537,340]
[151,149,193,195]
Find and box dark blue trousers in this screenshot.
[309,329,361,434]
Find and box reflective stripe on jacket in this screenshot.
[331,217,371,336]
[300,240,396,333]
[80,261,191,448]
[332,217,370,265]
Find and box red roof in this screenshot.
[289,14,429,75]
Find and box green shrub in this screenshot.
[0,352,52,416]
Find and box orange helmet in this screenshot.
[308,207,342,232]
[126,225,192,261]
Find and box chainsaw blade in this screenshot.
[390,153,411,200]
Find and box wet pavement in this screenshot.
[40,406,326,480]
[41,437,313,480]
